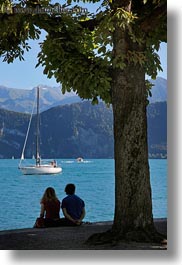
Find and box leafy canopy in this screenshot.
[0,0,167,103]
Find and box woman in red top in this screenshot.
[40,187,61,227]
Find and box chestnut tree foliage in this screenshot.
[0,0,167,242]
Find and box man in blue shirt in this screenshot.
[61,183,85,226]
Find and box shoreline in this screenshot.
[0,218,167,250]
[0,217,167,234]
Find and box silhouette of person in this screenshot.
[61,183,85,226]
[39,187,61,227]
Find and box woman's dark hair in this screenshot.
[65,183,75,195]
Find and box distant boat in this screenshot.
[18,86,62,175]
[76,157,84,163]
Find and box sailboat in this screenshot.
[18,86,62,175]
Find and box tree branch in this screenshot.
[78,18,99,31]
[139,2,167,35]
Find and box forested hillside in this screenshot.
[0,101,166,159]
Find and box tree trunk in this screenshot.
[111,23,156,241]
[87,1,166,245]
[87,28,164,245]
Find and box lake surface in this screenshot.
[0,159,167,231]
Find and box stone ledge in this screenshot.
[0,219,167,250]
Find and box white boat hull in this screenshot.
[19,87,63,176]
[19,165,62,175]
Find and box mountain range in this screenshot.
[0,77,167,113]
[0,85,82,113]
[0,100,167,159]
[149,77,167,103]
[0,76,167,159]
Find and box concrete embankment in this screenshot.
[0,219,167,250]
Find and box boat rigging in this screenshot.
[19,86,62,175]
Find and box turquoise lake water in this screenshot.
[0,159,167,231]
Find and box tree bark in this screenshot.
[87,26,165,246]
[87,1,166,244]
[111,21,156,240]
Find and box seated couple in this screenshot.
[34,184,85,228]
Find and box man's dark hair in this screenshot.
[65,183,75,195]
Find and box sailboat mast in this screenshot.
[36,86,40,165]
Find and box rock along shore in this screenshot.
[0,219,167,250]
